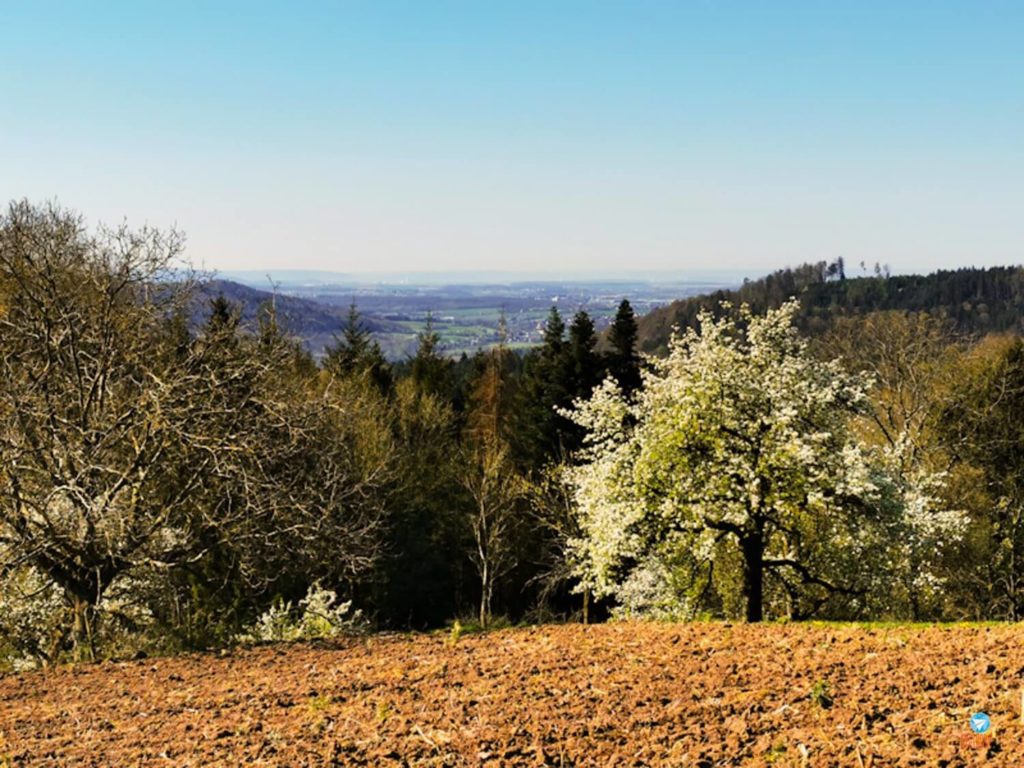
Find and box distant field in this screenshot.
[1,622,1018,766]
[214,276,722,360]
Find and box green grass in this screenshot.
[802,619,1009,630]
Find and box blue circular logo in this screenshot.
[969,712,991,734]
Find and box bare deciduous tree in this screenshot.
[460,440,524,627]
[460,335,525,627]
[0,202,388,659]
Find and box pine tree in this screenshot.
[608,299,641,396]
[206,293,240,336]
[325,303,370,369]
[410,313,453,399]
[542,305,565,353]
[559,310,606,454]
[567,310,602,398]
[511,305,606,465]
[323,302,391,391]
[514,306,570,466]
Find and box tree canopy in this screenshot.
[564,301,962,621]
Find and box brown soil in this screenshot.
[1,623,1021,766]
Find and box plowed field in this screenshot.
[1,623,1022,766]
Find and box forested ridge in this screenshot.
[4,202,1024,670]
[637,260,1024,354]
[195,279,408,340]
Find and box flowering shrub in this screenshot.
[0,566,67,669]
[240,582,365,643]
[609,555,692,621]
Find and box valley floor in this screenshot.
[0,622,1019,766]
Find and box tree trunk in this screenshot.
[72,596,97,662]
[741,530,764,623]
[479,562,490,628]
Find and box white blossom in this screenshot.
[562,300,963,619]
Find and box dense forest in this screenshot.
[637,259,1024,354]
[3,202,1024,669]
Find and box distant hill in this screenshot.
[200,265,1024,363]
[194,280,407,357]
[636,262,1024,355]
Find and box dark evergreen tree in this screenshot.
[561,310,605,453]
[608,298,642,396]
[514,306,570,466]
[410,313,453,399]
[374,379,467,629]
[541,305,566,352]
[513,306,604,465]
[323,302,391,391]
[449,351,479,417]
[567,309,602,399]
[206,293,240,336]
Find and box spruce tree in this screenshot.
[514,305,575,466]
[206,293,240,336]
[541,305,565,353]
[561,310,605,453]
[323,302,391,391]
[567,309,602,398]
[410,313,453,399]
[608,299,641,396]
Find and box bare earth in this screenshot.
[1,623,1021,766]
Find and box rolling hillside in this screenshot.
[636,263,1024,355]
[194,280,407,358]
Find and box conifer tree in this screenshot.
[410,313,453,399]
[323,302,391,391]
[608,299,642,396]
[562,310,604,452]
[567,309,602,399]
[206,293,240,336]
[542,305,565,353]
[515,306,571,466]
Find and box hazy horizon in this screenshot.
[215,266,751,286]
[5,2,1022,275]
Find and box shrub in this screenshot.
[240,582,365,643]
[0,567,68,669]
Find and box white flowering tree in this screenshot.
[564,300,960,622]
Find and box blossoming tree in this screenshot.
[563,300,959,622]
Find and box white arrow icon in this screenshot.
[970,713,990,734]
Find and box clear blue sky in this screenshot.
[3,1,1021,276]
